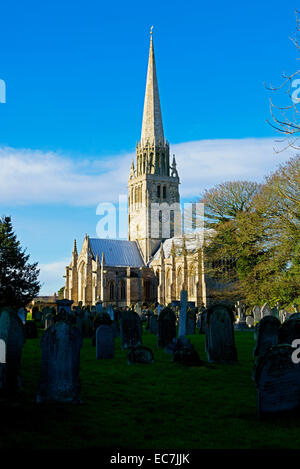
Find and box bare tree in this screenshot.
[266,10,300,152]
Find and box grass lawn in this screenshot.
[1,328,300,449]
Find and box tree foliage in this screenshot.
[202,158,300,307]
[0,216,40,309]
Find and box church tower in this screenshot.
[128,29,180,263]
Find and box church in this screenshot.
[64,31,224,308]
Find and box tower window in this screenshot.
[157,185,161,198]
[163,186,166,199]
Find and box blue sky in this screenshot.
[0,0,298,294]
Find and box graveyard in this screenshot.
[2,303,300,450]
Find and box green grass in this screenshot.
[2,328,300,449]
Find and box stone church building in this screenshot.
[64,31,223,308]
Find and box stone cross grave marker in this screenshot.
[205,304,238,364]
[96,325,114,359]
[37,321,82,403]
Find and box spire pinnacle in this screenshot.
[141,30,164,146]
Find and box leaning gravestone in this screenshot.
[158,307,176,348]
[17,308,27,325]
[278,316,300,345]
[205,304,238,364]
[0,308,25,395]
[254,316,280,358]
[120,311,142,349]
[254,344,300,418]
[96,325,114,359]
[37,321,82,403]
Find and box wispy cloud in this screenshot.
[38,259,69,296]
[0,138,294,207]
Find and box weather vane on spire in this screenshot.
[150,25,154,36]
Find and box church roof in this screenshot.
[140,29,164,146]
[89,238,145,268]
[150,235,203,263]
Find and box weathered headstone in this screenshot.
[278,317,300,345]
[92,312,112,346]
[37,321,82,403]
[199,310,207,334]
[254,316,280,358]
[158,307,176,348]
[149,315,159,335]
[205,304,238,364]
[120,311,142,349]
[0,308,25,395]
[254,344,300,418]
[253,305,261,323]
[246,316,254,328]
[96,325,114,359]
[128,346,154,364]
[95,302,104,313]
[261,303,272,318]
[56,299,73,315]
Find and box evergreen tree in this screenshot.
[0,216,40,309]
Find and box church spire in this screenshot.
[141,27,164,146]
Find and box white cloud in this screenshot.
[38,259,69,296]
[0,138,295,206]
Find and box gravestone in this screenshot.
[149,315,159,335]
[128,346,154,364]
[253,305,261,323]
[158,307,176,348]
[25,320,38,339]
[254,316,280,358]
[37,321,82,403]
[254,344,300,418]
[261,303,272,318]
[205,304,238,364]
[95,302,104,313]
[279,310,287,323]
[92,312,112,346]
[107,305,114,321]
[246,316,254,328]
[120,311,142,349]
[145,309,154,330]
[199,310,207,334]
[278,317,300,345]
[17,308,27,325]
[173,339,202,367]
[96,325,114,359]
[56,299,73,315]
[186,309,196,335]
[44,313,55,330]
[0,308,25,395]
[178,290,188,337]
[135,303,142,316]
